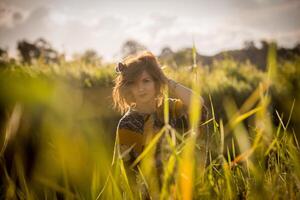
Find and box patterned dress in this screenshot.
[115,98,210,198]
[116,98,189,165]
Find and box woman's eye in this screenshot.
[143,79,150,83]
[126,81,134,85]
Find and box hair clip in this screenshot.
[115,62,125,74]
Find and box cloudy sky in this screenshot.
[0,0,299,61]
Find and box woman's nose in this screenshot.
[137,82,144,91]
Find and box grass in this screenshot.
[0,43,300,199]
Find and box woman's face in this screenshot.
[129,70,157,106]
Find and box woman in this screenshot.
[112,51,208,166]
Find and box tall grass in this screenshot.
[99,42,300,199]
[0,43,299,199]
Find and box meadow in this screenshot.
[0,43,299,199]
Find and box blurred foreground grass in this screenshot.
[0,46,300,199]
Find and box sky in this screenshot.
[0,0,299,62]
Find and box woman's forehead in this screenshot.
[124,70,153,83]
[136,70,151,80]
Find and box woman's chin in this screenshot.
[137,98,152,105]
[137,99,149,105]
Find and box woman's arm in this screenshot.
[167,78,205,111]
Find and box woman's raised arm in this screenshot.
[167,78,205,112]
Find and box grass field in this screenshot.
[0,44,299,199]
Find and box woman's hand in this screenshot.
[165,78,205,113]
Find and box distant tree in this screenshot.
[294,43,300,51]
[159,46,177,68]
[0,48,8,59]
[160,47,173,57]
[17,40,40,64]
[0,47,9,67]
[121,39,147,57]
[173,48,194,67]
[260,40,269,51]
[243,40,256,50]
[35,38,59,64]
[80,49,102,65]
[17,38,59,64]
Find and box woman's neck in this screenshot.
[132,100,157,114]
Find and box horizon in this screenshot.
[0,0,299,62]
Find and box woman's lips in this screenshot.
[138,93,147,97]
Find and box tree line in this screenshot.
[0,38,299,70]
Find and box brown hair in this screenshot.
[112,51,167,114]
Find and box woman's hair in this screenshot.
[112,51,167,114]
